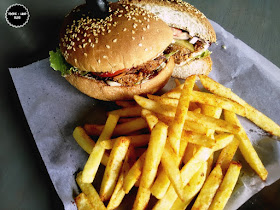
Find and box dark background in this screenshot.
[0,0,279,209]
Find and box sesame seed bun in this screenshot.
[120,0,216,79]
[119,0,216,42]
[59,3,173,73]
[65,56,175,101]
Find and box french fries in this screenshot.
[85,117,147,136]
[167,75,196,154]
[73,75,278,210]
[75,193,94,210]
[82,114,119,183]
[73,126,109,166]
[100,137,130,201]
[192,164,224,210]
[170,162,207,210]
[76,172,106,210]
[224,110,268,180]
[199,75,280,137]
[100,134,150,149]
[208,161,242,210]
[133,122,168,209]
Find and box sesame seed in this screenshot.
[113,39,117,43]
[84,53,87,57]
[139,43,142,47]
[123,28,127,31]
[106,45,110,49]
[78,45,82,48]
[145,48,148,51]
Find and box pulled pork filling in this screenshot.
[84,54,167,87]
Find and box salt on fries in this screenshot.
[73,75,280,209]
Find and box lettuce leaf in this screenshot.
[49,48,77,76]
[194,49,211,59]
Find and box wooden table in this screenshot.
[0,0,279,209]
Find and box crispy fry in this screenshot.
[209,161,242,210]
[192,164,223,210]
[133,186,151,210]
[141,109,159,130]
[151,136,188,200]
[75,193,94,210]
[170,162,207,210]
[85,117,148,137]
[155,112,209,135]
[100,137,130,201]
[216,136,239,173]
[100,134,150,150]
[107,146,136,209]
[133,122,168,209]
[82,114,119,183]
[108,106,142,117]
[135,99,240,134]
[73,126,109,166]
[160,143,185,201]
[134,95,177,117]
[123,151,146,194]
[168,75,196,154]
[182,130,216,148]
[154,146,212,210]
[224,110,268,180]
[187,111,240,134]
[150,165,170,199]
[140,122,168,189]
[199,75,280,137]
[76,172,106,210]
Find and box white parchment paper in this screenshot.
[9,20,280,210]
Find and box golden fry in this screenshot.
[100,137,130,201]
[209,161,242,210]
[224,110,268,180]
[73,126,109,166]
[168,75,196,154]
[171,162,207,210]
[199,75,280,137]
[82,114,119,183]
[76,172,106,210]
[75,193,94,210]
[141,109,159,130]
[192,164,223,210]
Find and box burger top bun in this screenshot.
[120,0,216,43]
[59,3,173,73]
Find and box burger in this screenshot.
[119,0,216,79]
[49,2,175,101]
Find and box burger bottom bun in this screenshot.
[172,56,212,79]
[65,57,175,101]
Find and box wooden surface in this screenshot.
[0,0,279,209]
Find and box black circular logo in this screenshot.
[5,4,30,28]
